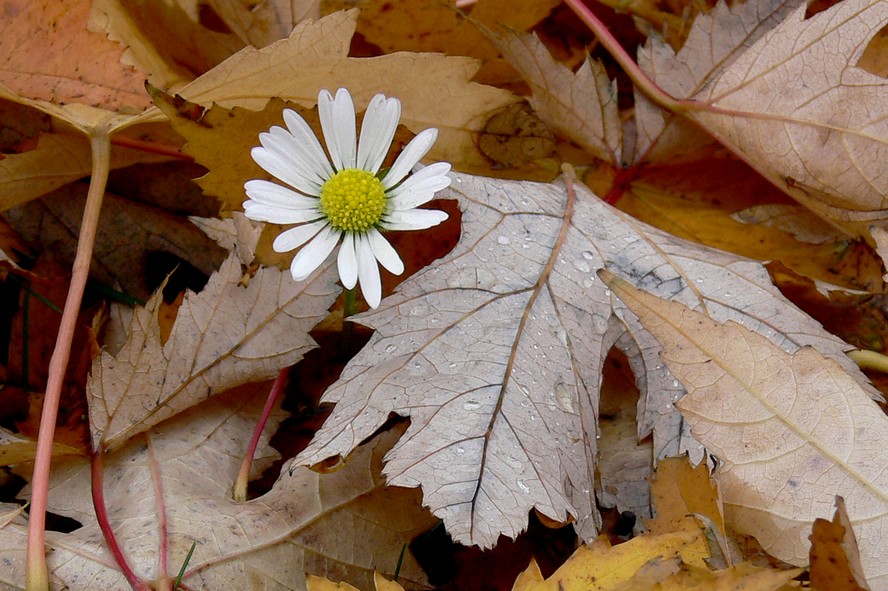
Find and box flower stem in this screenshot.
[233,368,290,501]
[26,128,112,591]
[563,0,684,114]
[343,287,357,318]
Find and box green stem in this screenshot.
[342,288,357,346]
[344,288,357,318]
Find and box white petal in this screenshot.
[244,180,319,210]
[387,163,452,210]
[243,203,322,224]
[290,225,341,281]
[263,127,328,188]
[272,220,328,252]
[383,128,438,189]
[252,144,323,195]
[381,208,448,231]
[367,228,404,275]
[355,234,382,308]
[319,88,356,170]
[282,109,335,178]
[357,93,400,174]
[337,233,358,289]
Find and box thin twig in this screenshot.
[25,128,112,591]
[848,349,888,374]
[233,367,290,501]
[147,436,172,590]
[92,449,152,590]
[563,0,684,113]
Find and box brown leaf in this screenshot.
[600,269,888,589]
[648,456,725,541]
[88,250,339,451]
[293,172,875,548]
[679,0,888,239]
[5,388,434,589]
[491,30,622,164]
[4,184,226,299]
[634,0,803,164]
[168,10,517,172]
[90,0,245,91]
[0,133,171,212]
[0,0,150,114]
[810,497,870,591]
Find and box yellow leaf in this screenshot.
[649,456,725,540]
[305,572,407,591]
[307,574,360,590]
[809,497,869,591]
[649,562,801,591]
[168,10,517,171]
[372,572,406,591]
[511,521,708,591]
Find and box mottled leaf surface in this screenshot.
[603,271,888,590]
[294,172,875,547]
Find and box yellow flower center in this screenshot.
[320,169,387,232]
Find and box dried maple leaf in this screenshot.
[88,250,339,451]
[2,388,434,590]
[673,0,888,238]
[491,31,622,165]
[601,270,888,590]
[293,172,877,547]
[89,0,244,91]
[165,9,517,171]
[5,185,226,299]
[633,0,804,164]
[0,0,149,114]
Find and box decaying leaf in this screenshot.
[511,518,708,591]
[491,30,622,164]
[634,0,804,164]
[810,497,870,591]
[600,269,888,590]
[730,204,847,245]
[163,9,517,172]
[0,0,149,114]
[0,427,85,465]
[4,387,434,590]
[293,172,876,547]
[89,0,244,91]
[307,571,406,591]
[0,131,173,213]
[88,249,339,451]
[4,183,227,300]
[189,212,263,267]
[678,0,888,238]
[648,456,725,541]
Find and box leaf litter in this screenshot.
[1,0,887,589]
[293,171,879,547]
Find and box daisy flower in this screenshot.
[243,88,452,308]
